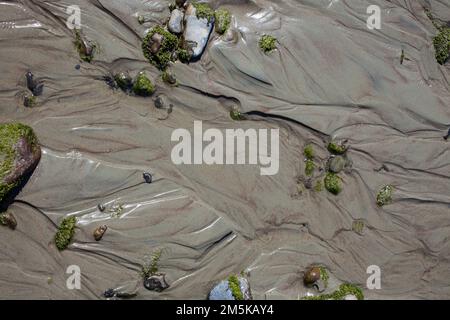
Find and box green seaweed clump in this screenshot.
[230,108,246,121]
[228,275,244,300]
[141,249,163,278]
[352,220,365,234]
[259,35,277,53]
[142,25,179,70]
[327,141,346,155]
[324,172,342,195]
[0,123,39,203]
[215,9,231,34]
[305,159,315,176]
[133,72,155,96]
[376,185,393,207]
[319,266,329,288]
[314,180,323,192]
[303,283,364,300]
[55,216,77,251]
[192,2,215,23]
[433,27,450,65]
[74,30,95,63]
[177,48,191,63]
[303,144,314,160]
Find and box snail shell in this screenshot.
[93,225,108,241]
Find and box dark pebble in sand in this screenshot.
[75,64,81,70]
[98,204,106,212]
[103,288,115,298]
[143,274,169,292]
[143,172,153,183]
[444,128,450,140]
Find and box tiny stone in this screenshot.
[98,204,106,212]
[75,64,81,70]
[143,273,169,292]
[103,288,115,298]
[143,172,153,184]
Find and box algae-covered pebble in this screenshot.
[305,159,315,176]
[55,216,77,250]
[133,72,155,96]
[0,123,41,204]
[327,141,347,155]
[376,185,393,206]
[142,25,178,70]
[0,212,17,230]
[303,144,314,160]
[433,27,450,65]
[215,9,231,35]
[324,172,342,195]
[259,35,277,53]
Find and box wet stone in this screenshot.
[168,9,184,34]
[143,273,169,292]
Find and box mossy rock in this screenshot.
[327,141,347,155]
[215,9,231,35]
[0,123,41,205]
[142,25,179,70]
[324,172,342,195]
[433,27,450,65]
[303,144,314,160]
[133,72,155,96]
[230,108,246,121]
[305,159,315,176]
[259,35,277,53]
[376,185,393,206]
[74,30,96,63]
[192,1,215,22]
[55,216,77,250]
[114,72,133,92]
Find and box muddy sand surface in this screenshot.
[0,0,450,299]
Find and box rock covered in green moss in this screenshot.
[215,9,231,35]
[303,144,314,160]
[327,141,347,155]
[230,108,246,121]
[142,25,179,70]
[0,123,41,205]
[55,216,77,250]
[162,69,177,85]
[192,1,215,22]
[324,172,342,195]
[133,72,155,96]
[376,185,393,206]
[433,27,450,65]
[208,275,252,300]
[259,35,277,53]
[305,159,315,176]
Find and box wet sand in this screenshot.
[0,0,450,299]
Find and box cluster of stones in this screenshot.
[142,1,231,71]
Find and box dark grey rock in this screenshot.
[144,273,169,292]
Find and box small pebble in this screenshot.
[98,204,106,212]
[75,64,81,70]
[93,225,108,241]
[143,172,153,184]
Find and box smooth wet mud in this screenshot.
[1,0,450,299]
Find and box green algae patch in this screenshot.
[303,144,314,160]
[55,216,77,251]
[352,219,365,234]
[433,27,450,65]
[114,72,132,92]
[142,25,179,70]
[319,266,329,288]
[327,141,346,155]
[74,30,95,63]
[230,108,246,121]
[141,249,163,278]
[259,35,277,53]
[228,275,244,300]
[0,123,39,203]
[314,180,323,192]
[303,283,364,300]
[324,172,342,195]
[305,159,315,176]
[192,2,215,23]
[177,48,191,63]
[376,185,393,206]
[133,72,155,96]
[215,9,231,34]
